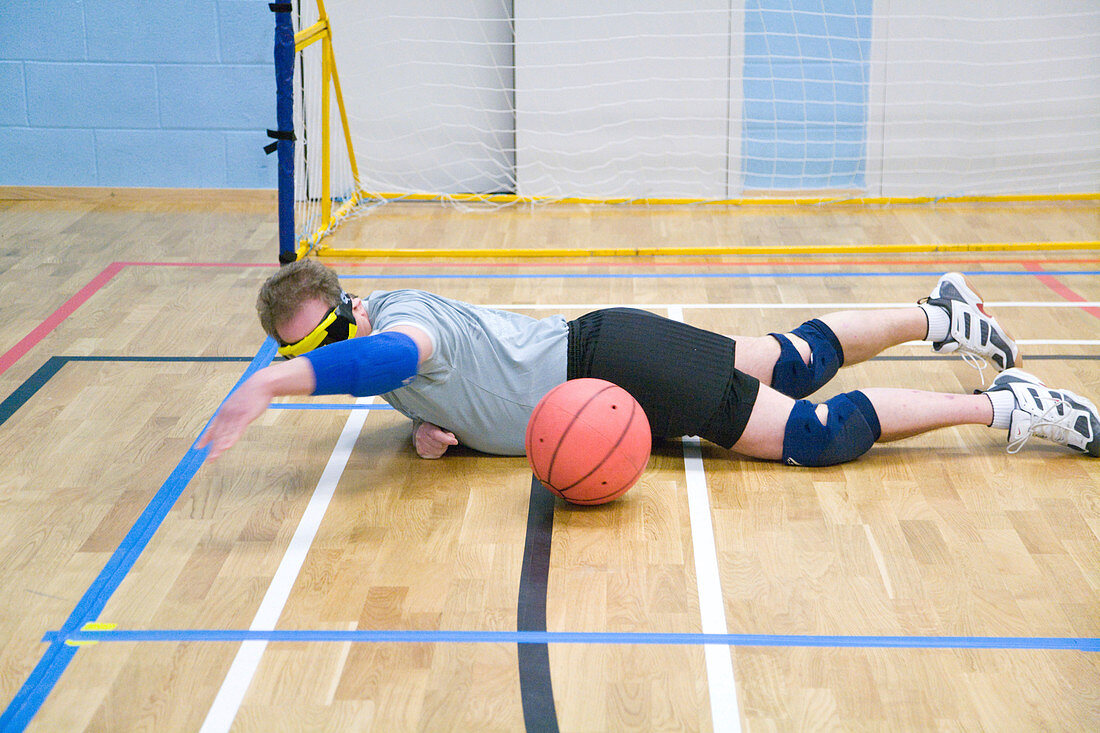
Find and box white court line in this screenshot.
[200,396,375,733]
[900,339,1100,347]
[668,305,743,733]
[489,301,1100,311]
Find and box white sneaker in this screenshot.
[981,368,1100,456]
[920,273,1019,377]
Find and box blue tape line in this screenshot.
[0,645,78,732]
[0,339,279,732]
[341,270,1100,281]
[42,628,1100,652]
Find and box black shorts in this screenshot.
[567,308,760,449]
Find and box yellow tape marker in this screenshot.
[64,622,117,646]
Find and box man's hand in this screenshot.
[198,359,316,461]
[414,421,458,459]
[197,376,275,461]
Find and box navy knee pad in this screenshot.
[769,319,844,398]
[782,391,882,467]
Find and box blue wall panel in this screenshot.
[741,0,872,190]
[84,2,220,63]
[0,63,28,125]
[159,65,273,130]
[225,131,278,188]
[0,128,97,185]
[0,0,87,62]
[220,1,277,64]
[0,0,275,189]
[25,63,159,128]
[96,130,227,187]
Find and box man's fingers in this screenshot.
[198,413,240,462]
[198,425,224,460]
[424,424,458,444]
[196,373,276,465]
[413,422,458,459]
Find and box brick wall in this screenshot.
[0,0,277,188]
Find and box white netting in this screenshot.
[288,1,1100,245]
[292,2,359,249]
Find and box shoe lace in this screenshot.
[960,351,990,385]
[1007,397,1070,454]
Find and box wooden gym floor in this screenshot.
[0,190,1097,731]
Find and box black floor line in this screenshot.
[517,476,560,732]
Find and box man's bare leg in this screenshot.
[728,381,993,461]
[733,308,928,385]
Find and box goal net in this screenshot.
[278,0,1100,258]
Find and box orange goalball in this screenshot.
[525,378,651,505]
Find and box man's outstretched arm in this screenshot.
[198,356,316,460]
[199,330,422,461]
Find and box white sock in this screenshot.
[985,390,1016,429]
[919,302,951,342]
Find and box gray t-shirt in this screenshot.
[367,289,569,455]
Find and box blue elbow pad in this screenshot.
[304,331,419,396]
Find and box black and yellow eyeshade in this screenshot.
[277,291,358,358]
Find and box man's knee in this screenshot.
[782,391,881,466]
[769,319,844,398]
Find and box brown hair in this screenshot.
[255,258,344,339]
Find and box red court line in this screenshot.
[0,262,125,378]
[0,261,274,379]
[1023,263,1100,320]
[114,261,272,268]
